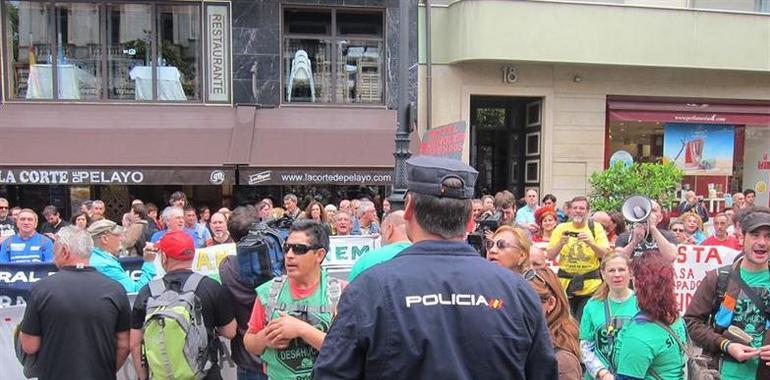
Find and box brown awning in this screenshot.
[0,103,248,166]
[608,99,770,125]
[249,107,401,167]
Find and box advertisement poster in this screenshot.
[742,126,770,207]
[663,123,735,176]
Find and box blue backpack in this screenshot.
[236,218,288,288]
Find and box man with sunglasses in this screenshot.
[314,155,557,380]
[0,197,16,243]
[244,219,345,380]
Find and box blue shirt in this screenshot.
[89,246,156,293]
[314,240,557,379]
[0,233,54,263]
[184,224,211,248]
[150,229,197,244]
[515,205,538,225]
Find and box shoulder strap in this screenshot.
[148,278,166,298]
[729,269,770,320]
[588,218,596,239]
[602,298,616,352]
[182,272,205,293]
[712,265,733,317]
[264,276,286,321]
[636,315,687,379]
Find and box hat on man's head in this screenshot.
[157,230,195,260]
[87,219,124,237]
[741,209,770,234]
[406,156,478,199]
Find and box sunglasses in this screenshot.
[671,228,685,233]
[0,206,7,210]
[283,243,321,255]
[525,269,559,299]
[485,239,519,251]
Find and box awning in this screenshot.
[239,167,393,186]
[608,100,770,125]
[0,167,236,185]
[249,107,403,167]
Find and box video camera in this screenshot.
[467,210,503,257]
[235,215,293,288]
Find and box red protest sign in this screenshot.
[419,121,466,160]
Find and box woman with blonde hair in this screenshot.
[528,268,582,380]
[486,225,535,279]
[680,212,705,244]
[579,253,638,380]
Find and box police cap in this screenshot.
[406,156,478,199]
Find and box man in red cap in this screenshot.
[129,231,236,380]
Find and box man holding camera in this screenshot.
[547,196,609,319]
[685,207,770,380]
[677,190,710,223]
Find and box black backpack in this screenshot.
[236,217,289,288]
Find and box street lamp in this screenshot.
[388,0,413,211]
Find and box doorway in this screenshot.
[470,96,542,198]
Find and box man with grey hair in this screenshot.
[19,226,132,379]
[284,193,301,219]
[150,206,186,243]
[89,219,156,293]
[91,200,106,221]
[354,201,380,235]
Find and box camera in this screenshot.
[564,231,580,238]
[467,210,503,257]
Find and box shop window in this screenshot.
[3,0,204,102]
[607,121,665,164]
[283,8,384,105]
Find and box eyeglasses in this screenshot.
[0,206,8,210]
[485,239,518,251]
[283,243,321,255]
[671,228,685,233]
[525,268,558,299]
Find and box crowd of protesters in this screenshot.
[5,164,770,380]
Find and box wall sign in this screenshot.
[240,168,394,186]
[501,65,517,84]
[0,167,235,185]
[206,4,230,102]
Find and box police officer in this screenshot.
[313,156,557,379]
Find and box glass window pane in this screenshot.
[156,4,200,101]
[608,121,664,164]
[339,40,382,104]
[284,38,331,103]
[5,1,54,99]
[107,4,152,100]
[337,11,382,37]
[284,9,331,36]
[55,2,101,100]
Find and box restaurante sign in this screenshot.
[206,4,230,102]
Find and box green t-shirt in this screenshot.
[256,271,334,380]
[348,241,411,282]
[720,267,770,380]
[614,316,687,380]
[579,293,639,379]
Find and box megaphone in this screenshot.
[621,195,652,223]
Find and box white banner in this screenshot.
[674,244,740,314]
[324,235,381,270]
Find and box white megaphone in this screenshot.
[621,195,653,224]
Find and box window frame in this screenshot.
[0,0,210,103]
[280,5,386,107]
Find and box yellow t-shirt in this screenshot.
[548,221,609,296]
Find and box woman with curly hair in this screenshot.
[579,253,637,380]
[304,200,332,235]
[528,267,582,380]
[613,251,687,380]
[681,212,706,244]
[486,225,536,279]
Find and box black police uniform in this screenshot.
[313,156,557,380]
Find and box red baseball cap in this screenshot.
[157,231,196,260]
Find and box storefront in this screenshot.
[607,98,770,209]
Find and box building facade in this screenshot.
[419,0,770,208]
[0,0,417,218]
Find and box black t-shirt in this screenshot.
[218,255,262,372]
[131,270,235,379]
[615,229,678,257]
[21,266,131,380]
[39,220,71,236]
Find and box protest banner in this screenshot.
[151,243,238,280]
[323,235,381,277]
[0,258,145,308]
[418,121,466,160]
[673,244,740,314]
